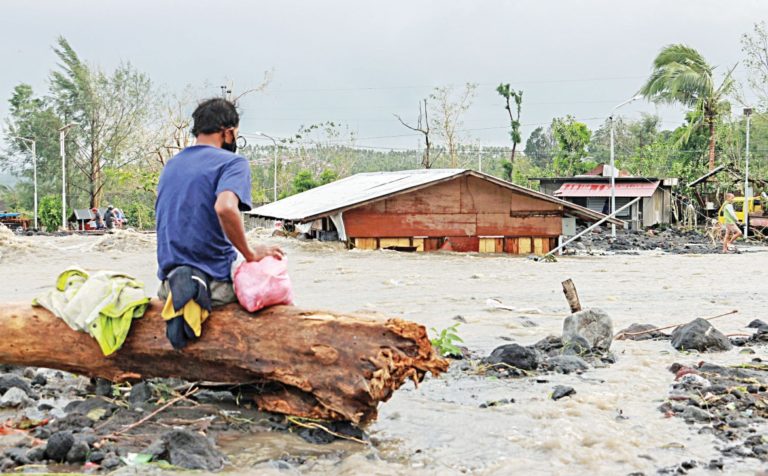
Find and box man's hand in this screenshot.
[245,243,285,262]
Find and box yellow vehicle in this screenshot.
[717,196,763,224]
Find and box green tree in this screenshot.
[292,170,318,194]
[496,83,523,179]
[524,126,555,168]
[551,116,592,176]
[639,44,735,171]
[50,36,155,208]
[38,195,62,231]
[742,21,768,110]
[319,169,338,185]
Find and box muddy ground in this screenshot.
[1,228,768,475]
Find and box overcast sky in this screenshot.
[1,0,766,152]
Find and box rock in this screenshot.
[25,446,46,462]
[0,387,31,408]
[551,385,576,400]
[617,323,668,340]
[155,429,226,471]
[31,374,47,387]
[194,390,236,405]
[0,374,33,396]
[485,344,539,371]
[530,335,563,356]
[88,451,105,463]
[102,456,121,469]
[66,441,89,463]
[747,319,768,329]
[45,431,74,462]
[66,397,117,420]
[562,308,613,352]
[129,382,154,405]
[545,355,589,374]
[4,448,31,466]
[562,335,591,356]
[680,405,712,422]
[670,318,732,352]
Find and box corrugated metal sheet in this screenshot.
[554,181,659,198]
[248,169,624,226]
[249,169,465,221]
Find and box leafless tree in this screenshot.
[394,99,438,168]
[429,83,477,168]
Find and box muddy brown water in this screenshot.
[1,233,767,475]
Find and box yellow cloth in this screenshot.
[161,291,209,337]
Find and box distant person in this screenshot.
[113,208,125,228]
[722,192,742,252]
[91,207,105,230]
[104,205,116,230]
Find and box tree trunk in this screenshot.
[561,279,582,313]
[0,301,448,425]
[708,117,716,171]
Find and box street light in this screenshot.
[11,136,38,230]
[609,94,643,237]
[744,107,753,237]
[254,131,279,201]
[58,123,78,231]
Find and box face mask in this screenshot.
[222,140,237,153]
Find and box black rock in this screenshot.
[66,441,89,463]
[194,390,236,405]
[616,323,669,340]
[485,344,539,371]
[295,421,364,445]
[562,335,591,356]
[551,385,576,401]
[45,431,74,462]
[545,355,589,374]
[31,374,47,387]
[4,448,31,466]
[670,318,732,352]
[55,413,94,430]
[129,382,154,405]
[25,446,46,462]
[747,319,768,329]
[160,429,226,471]
[530,335,563,355]
[88,451,105,463]
[89,378,113,397]
[102,456,121,469]
[0,374,33,396]
[66,397,117,419]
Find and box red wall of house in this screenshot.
[343,176,563,246]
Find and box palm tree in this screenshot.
[639,44,735,171]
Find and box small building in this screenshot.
[531,165,677,230]
[247,169,622,255]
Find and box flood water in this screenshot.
[1,232,766,475]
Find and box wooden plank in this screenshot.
[533,238,544,256]
[476,214,561,236]
[479,238,493,253]
[413,238,424,252]
[380,238,411,248]
[505,237,519,254]
[354,238,377,250]
[446,236,479,252]
[519,237,532,255]
[424,238,441,251]
[495,238,504,253]
[343,212,477,238]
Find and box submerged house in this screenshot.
[247,169,622,256]
[531,164,677,230]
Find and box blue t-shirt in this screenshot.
[156,145,252,282]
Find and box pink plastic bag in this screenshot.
[234,257,294,312]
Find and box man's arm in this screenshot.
[215,191,284,262]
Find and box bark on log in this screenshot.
[561,279,582,313]
[0,301,448,425]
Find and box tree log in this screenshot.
[561,279,582,314]
[0,301,448,425]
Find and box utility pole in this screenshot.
[609,95,642,238]
[744,107,753,237]
[256,131,279,201]
[58,123,77,231]
[12,136,37,230]
[478,145,483,173]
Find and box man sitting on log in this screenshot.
[155,98,283,347]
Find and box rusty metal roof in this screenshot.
[248,169,624,226]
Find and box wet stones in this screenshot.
[670,318,732,352]
[128,381,154,406]
[485,344,539,371]
[616,323,669,340]
[156,429,226,471]
[543,355,589,374]
[551,385,576,401]
[0,387,31,408]
[562,308,613,352]
[0,374,33,396]
[44,430,74,462]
